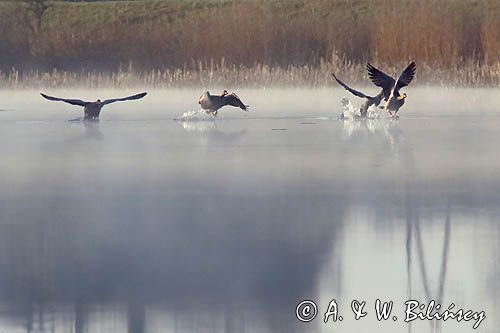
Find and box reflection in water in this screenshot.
[82,121,104,140]
[405,188,451,333]
[63,120,103,142]
[413,210,451,305]
[341,115,403,153]
[384,119,404,149]
[0,89,499,332]
[401,121,450,327]
[179,120,247,146]
[180,120,217,133]
[404,203,451,333]
[0,179,347,332]
[339,97,399,144]
[341,117,387,139]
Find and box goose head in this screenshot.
[198,92,209,104]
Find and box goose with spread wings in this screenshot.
[367,62,416,116]
[198,90,249,116]
[332,73,384,117]
[40,92,147,119]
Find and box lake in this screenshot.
[0,87,499,333]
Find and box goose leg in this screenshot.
[383,104,392,117]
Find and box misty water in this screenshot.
[0,87,499,333]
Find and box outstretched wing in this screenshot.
[40,93,87,106]
[394,62,416,94]
[331,73,371,99]
[366,63,395,99]
[101,92,147,106]
[223,93,248,111]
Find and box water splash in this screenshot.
[339,96,395,139]
[173,109,215,122]
[338,97,386,120]
[338,97,359,120]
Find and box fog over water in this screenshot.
[0,88,499,333]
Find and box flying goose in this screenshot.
[198,90,249,116]
[332,73,384,117]
[367,62,416,116]
[40,92,147,119]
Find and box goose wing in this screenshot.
[223,93,248,111]
[394,62,416,94]
[101,92,147,106]
[331,73,371,99]
[40,93,87,106]
[366,63,395,99]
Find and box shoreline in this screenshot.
[1,63,499,89]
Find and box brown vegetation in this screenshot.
[0,0,499,87]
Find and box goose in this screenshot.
[367,62,416,116]
[198,90,249,116]
[332,73,384,117]
[40,92,147,119]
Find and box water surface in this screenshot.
[0,88,499,333]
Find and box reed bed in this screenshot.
[2,59,499,88]
[0,0,499,88]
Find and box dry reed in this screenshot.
[0,0,498,87]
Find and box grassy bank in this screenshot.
[0,0,499,87]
